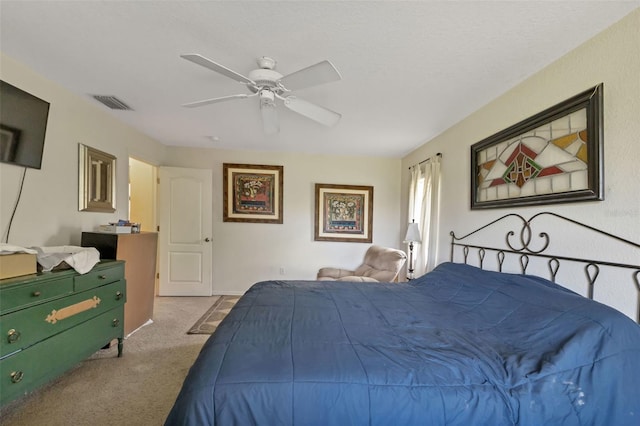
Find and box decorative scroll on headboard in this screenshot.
[450,212,640,323]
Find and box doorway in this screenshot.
[129,157,157,233]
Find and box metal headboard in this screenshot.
[449,212,640,323]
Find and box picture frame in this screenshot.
[78,143,116,212]
[471,84,604,209]
[223,163,283,224]
[314,183,373,243]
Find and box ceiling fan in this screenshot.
[180,54,342,134]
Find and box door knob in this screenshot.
[204,237,211,242]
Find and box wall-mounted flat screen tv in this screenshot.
[0,80,50,169]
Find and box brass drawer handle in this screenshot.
[7,329,21,344]
[98,274,107,280]
[112,319,120,327]
[10,371,24,384]
[32,291,42,297]
[115,291,123,300]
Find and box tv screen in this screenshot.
[0,80,50,169]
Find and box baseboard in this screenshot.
[212,291,245,296]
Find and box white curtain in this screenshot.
[407,155,442,275]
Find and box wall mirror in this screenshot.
[78,143,116,212]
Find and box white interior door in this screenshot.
[158,167,213,296]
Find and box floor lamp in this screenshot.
[403,220,422,280]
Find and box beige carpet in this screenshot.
[0,296,219,426]
[187,295,240,334]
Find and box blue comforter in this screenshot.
[166,262,640,425]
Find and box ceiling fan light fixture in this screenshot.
[259,89,279,134]
[259,89,275,106]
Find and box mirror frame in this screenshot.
[78,143,116,212]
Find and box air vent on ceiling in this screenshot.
[91,95,133,111]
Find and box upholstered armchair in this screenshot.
[317,245,407,282]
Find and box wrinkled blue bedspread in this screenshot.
[165,262,640,425]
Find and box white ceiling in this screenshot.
[1,1,638,158]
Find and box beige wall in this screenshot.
[401,10,640,319]
[0,53,166,247]
[164,147,401,294]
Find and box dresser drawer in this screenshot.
[74,262,124,292]
[0,305,124,406]
[0,277,74,314]
[0,280,125,357]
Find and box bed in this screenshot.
[165,213,640,425]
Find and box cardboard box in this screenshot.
[97,225,132,234]
[0,253,37,280]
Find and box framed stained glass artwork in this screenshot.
[471,84,603,209]
[314,183,373,243]
[223,163,283,223]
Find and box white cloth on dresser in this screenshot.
[0,243,38,255]
[31,246,100,274]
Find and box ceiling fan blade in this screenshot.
[181,54,254,85]
[182,94,249,108]
[283,96,341,127]
[279,60,342,91]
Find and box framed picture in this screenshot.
[314,183,373,243]
[471,84,604,209]
[223,163,283,224]
[78,144,116,212]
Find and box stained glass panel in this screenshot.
[470,84,603,209]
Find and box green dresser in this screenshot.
[0,260,126,406]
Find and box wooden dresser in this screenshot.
[81,232,157,335]
[0,260,125,406]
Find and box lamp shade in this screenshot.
[403,222,422,243]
